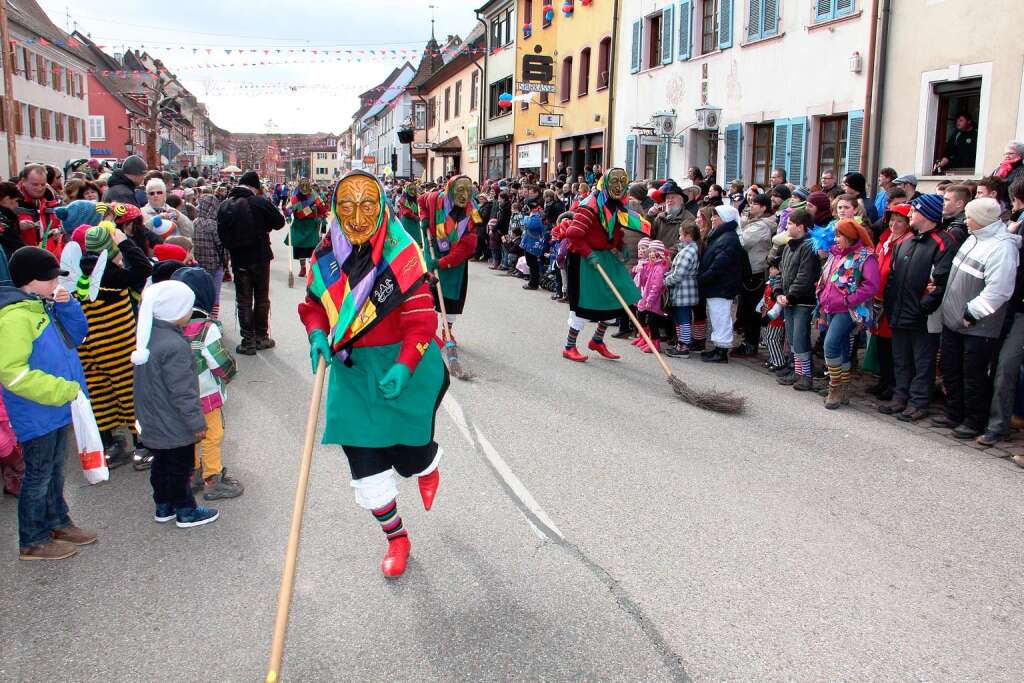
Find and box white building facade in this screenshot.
[612,0,870,189]
[1,14,92,177]
[478,0,516,181]
[358,63,418,179]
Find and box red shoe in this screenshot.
[643,339,661,354]
[418,469,440,511]
[381,535,411,578]
[562,347,588,362]
[587,340,621,360]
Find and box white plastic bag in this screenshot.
[70,391,109,485]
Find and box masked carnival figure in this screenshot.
[298,171,448,578]
[286,178,328,279]
[421,176,480,342]
[561,167,651,362]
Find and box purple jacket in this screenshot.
[817,243,881,314]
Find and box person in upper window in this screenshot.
[933,113,978,174]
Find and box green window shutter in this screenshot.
[661,5,674,64]
[746,0,763,40]
[656,142,669,180]
[772,119,790,175]
[816,0,836,22]
[630,19,642,74]
[845,110,865,174]
[763,0,779,36]
[719,0,733,48]
[678,0,692,60]
[787,117,807,187]
[836,0,855,17]
[625,135,637,179]
[724,123,742,183]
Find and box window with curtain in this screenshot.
[455,80,462,117]
[751,123,774,187]
[702,0,720,54]
[561,56,573,102]
[597,38,611,89]
[817,116,848,181]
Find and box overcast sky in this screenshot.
[37,0,482,134]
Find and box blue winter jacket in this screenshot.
[0,287,88,442]
[520,211,546,257]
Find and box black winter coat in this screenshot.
[939,211,968,247]
[884,227,957,330]
[698,221,745,299]
[216,186,285,268]
[101,171,142,207]
[780,236,821,306]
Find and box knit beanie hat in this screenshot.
[637,237,651,252]
[715,204,740,224]
[146,214,178,239]
[910,193,943,224]
[239,170,260,189]
[793,186,811,200]
[55,200,101,235]
[120,155,147,177]
[85,224,118,257]
[131,280,195,365]
[965,197,1002,227]
[145,178,167,195]
[835,218,874,248]
[151,260,186,283]
[648,239,667,256]
[153,243,187,262]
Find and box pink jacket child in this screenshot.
[633,237,652,285]
[637,240,670,316]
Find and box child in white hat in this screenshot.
[132,280,219,528]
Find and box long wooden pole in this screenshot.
[0,2,18,175]
[266,358,327,683]
[592,260,675,379]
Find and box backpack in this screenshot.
[216,195,254,252]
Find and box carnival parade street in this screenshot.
[2,0,1024,681]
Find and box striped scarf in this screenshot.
[289,190,324,220]
[305,172,428,361]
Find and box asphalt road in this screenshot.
[2,238,1023,682]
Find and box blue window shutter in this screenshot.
[772,119,790,176]
[630,19,642,74]
[836,0,855,17]
[845,110,865,174]
[815,0,836,22]
[656,142,669,180]
[725,123,742,183]
[661,5,674,64]
[787,117,807,186]
[718,0,733,49]
[625,135,637,179]
[678,0,692,60]
[746,0,763,40]
[763,0,779,36]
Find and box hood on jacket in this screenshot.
[228,185,255,200]
[0,284,30,311]
[171,266,215,314]
[106,170,136,190]
[974,220,1021,246]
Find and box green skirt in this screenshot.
[400,215,426,249]
[568,251,640,322]
[424,240,468,313]
[323,341,449,448]
[288,216,321,250]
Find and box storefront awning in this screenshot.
[479,134,513,146]
[433,136,462,156]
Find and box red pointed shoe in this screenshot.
[643,338,661,354]
[587,340,621,360]
[381,535,411,578]
[418,469,440,511]
[562,347,588,362]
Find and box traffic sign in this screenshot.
[412,142,435,150]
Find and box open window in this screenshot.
[932,79,981,175]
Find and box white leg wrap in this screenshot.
[446,313,458,324]
[415,446,443,478]
[351,470,399,511]
[568,312,587,331]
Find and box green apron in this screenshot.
[322,341,447,448]
[288,215,321,250]
[423,238,467,303]
[400,215,426,247]
[579,249,641,311]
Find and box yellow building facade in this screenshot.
[513,0,615,182]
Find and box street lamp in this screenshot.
[124,139,135,155]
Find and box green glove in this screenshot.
[378,363,412,400]
[585,252,600,267]
[309,330,332,374]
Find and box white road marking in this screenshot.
[443,394,564,541]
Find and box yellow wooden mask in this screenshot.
[335,175,382,245]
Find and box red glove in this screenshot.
[437,256,452,269]
[563,224,591,256]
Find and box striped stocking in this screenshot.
[371,500,407,541]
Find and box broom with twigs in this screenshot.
[285,215,295,288]
[423,233,473,381]
[591,260,745,414]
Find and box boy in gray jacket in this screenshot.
[132,280,219,528]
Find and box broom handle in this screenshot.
[423,226,455,344]
[592,260,675,380]
[266,358,327,683]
